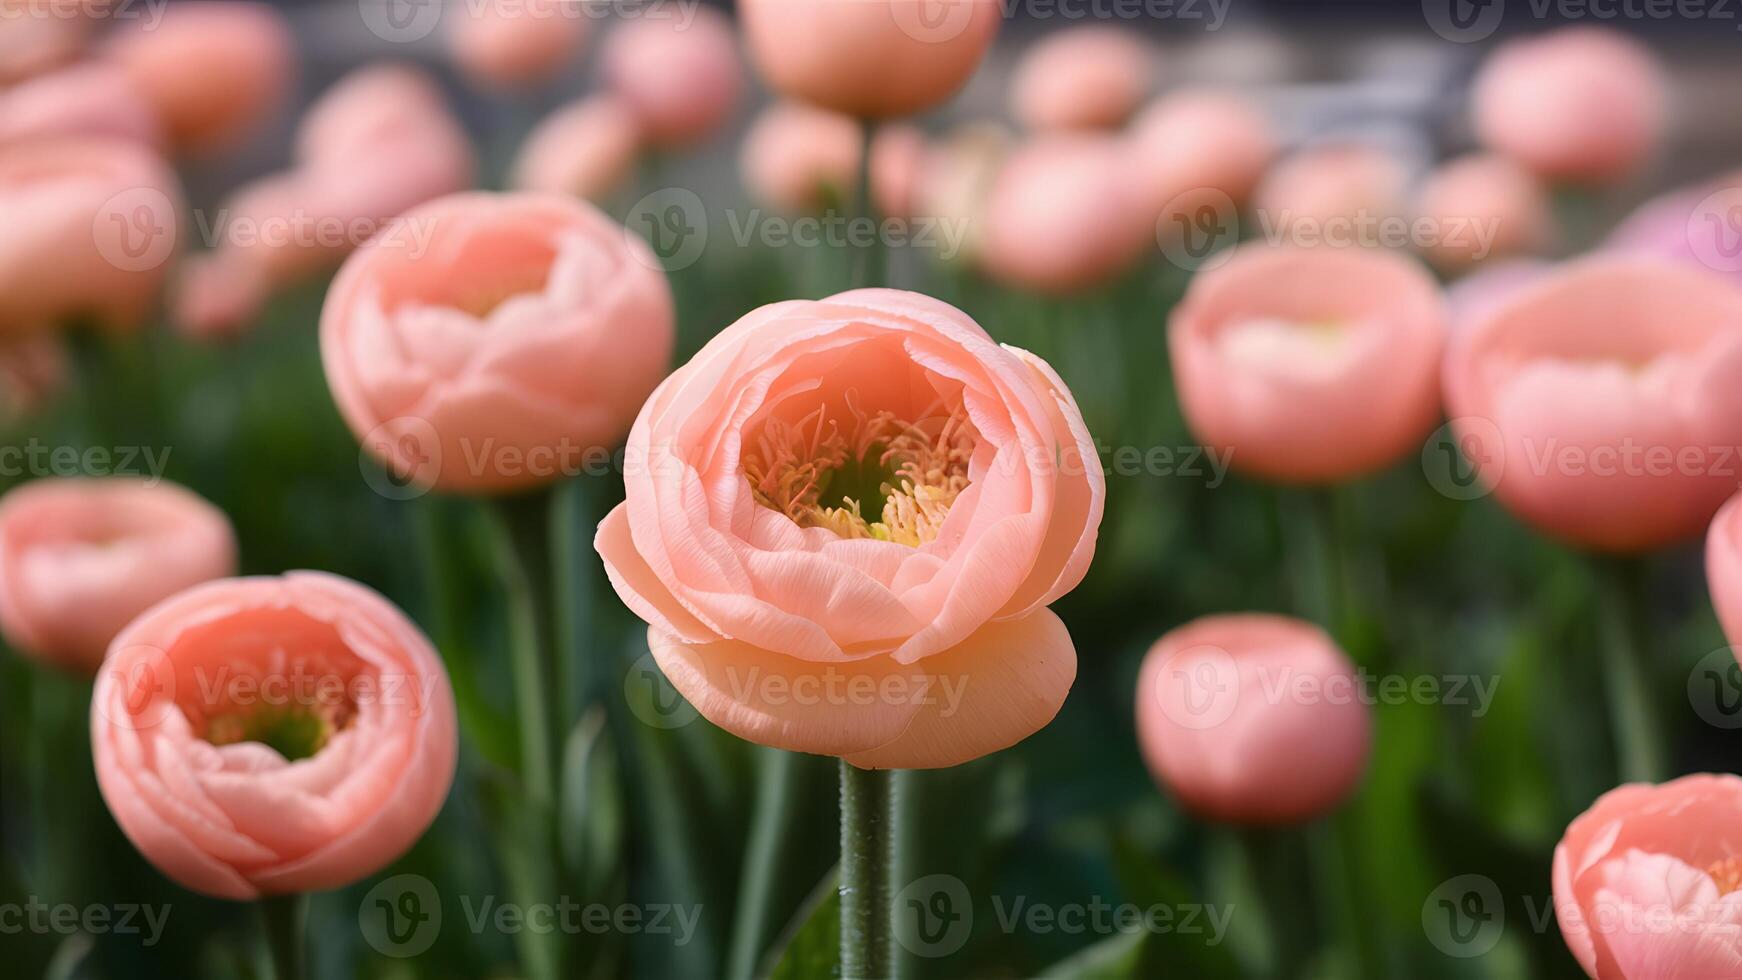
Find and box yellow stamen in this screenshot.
[1709,856,1742,896]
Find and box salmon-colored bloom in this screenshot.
[870,123,927,220]
[1169,245,1448,483]
[447,0,585,91]
[0,63,161,148]
[1606,171,1742,284]
[1710,494,1742,651]
[0,136,183,333]
[1445,257,1742,552]
[1253,143,1410,241]
[740,102,861,214]
[0,1,89,84]
[1472,27,1664,184]
[739,0,999,119]
[1136,614,1371,824]
[600,7,741,149]
[1554,775,1742,978]
[1010,26,1152,132]
[594,289,1103,769]
[91,572,457,900]
[511,96,641,203]
[979,135,1149,294]
[0,478,235,673]
[1128,89,1274,214]
[322,192,674,495]
[103,1,293,156]
[1415,153,1554,270]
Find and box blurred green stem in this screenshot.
[1594,556,1666,782]
[488,489,558,809]
[1279,488,1341,635]
[726,748,803,980]
[840,762,894,980]
[259,893,306,980]
[854,118,884,290]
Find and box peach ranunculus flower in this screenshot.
[91,572,458,899]
[102,1,294,156]
[0,63,162,148]
[739,0,1000,119]
[510,95,642,203]
[1168,245,1448,483]
[1127,88,1275,215]
[446,0,586,91]
[1415,153,1555,271]
[594,288,1103,769]
[600,6,742,150]
[0,136,183,333]
[1553,775,1742,978]
[174,65,476,340]
[1472,26,1664,184]
[0,478,236,673]
[1135,614,1371,824]
[1252,143,1411,244]
[1444,257,1742,553]
[740,102,861,215]
[978,134,1151,294]
[322,192,674,496]
[1711,492,1742,651]
[1010,26,1152,132]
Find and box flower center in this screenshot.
[1709,856,1742,896]
[204,700,354,761]
[743,395,974,547]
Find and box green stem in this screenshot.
[1279,487,1341,635]
[488,489,558,810]
[853,118,884,290]
[726,748,804,980]
[1594,557,1666,783]
[259,893,307,980]
[839,761,895,980]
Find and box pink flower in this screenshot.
[913,121,1012,265]
[322,192,674,495]
[1128,89,1275,215]
[1553,775,1742,978]
[1473,27,1664,184]
[600,7,742,149]
[102,1,294,156]
[0,2,91,84]
[1707,493,1742,651]
[447,0,586,91]
[510,96,642,203]
[1168,245,1448,483]
[0,136,184,333]
[979,134,1150,294]
[1415,153,1555,270]
[1253,143,1410,241]
[739,102,861,214]
[870,123,927,220]
[739,0,1000,119]
[91,572,457,899]
[1605,171,1742,286]
[1135,614,1371,824]
[594,288,1103,769]
[0,63,162,148]
[0,478,236,673]
[1444,257,1742,552]
[1010,26,1152,132]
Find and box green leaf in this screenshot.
[1035,929,1146,979]
[763,868,842,980]
[559,707,623,898]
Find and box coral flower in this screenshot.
[600,7,742,149]
[1553,775,1742,978]
[979,135,1150,294]
[1168,245,1448,483]
[1415,153,1555,270]
[0,64,162,148]
[870,124,927,220]
[0,136,183,333]
[0,478,235,673]
[510,96,642,203]
[594,289,1103,769]
[1711,493,1742,651]
[447,0,586,91]
[322,192,674,495]
[1128,89,1275,213]
[1135,614,1371,824]
[1444,257,1742,552]
[1472,26,1664,184]
[1252,143,1410,243]
[739,0,999,119]
[1606,171,1742,285]
[740,102,861,214]
[91,573,457,899]
[103,1,293,156]
[1010,26,1152,132]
